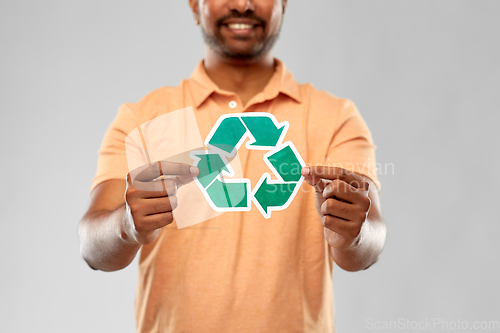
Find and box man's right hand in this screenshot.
[124,161,199,245]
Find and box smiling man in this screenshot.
[79,1,387,332]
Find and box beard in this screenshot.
[200,14,282,62]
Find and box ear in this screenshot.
[282,0,287,15]
[189,0,200,25]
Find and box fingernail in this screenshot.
[190,166,199,174]
[301,167,310,176]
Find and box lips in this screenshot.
[226,23,256,30]
[219,15,264,31]
[221,20,261,37]
[222,20,260,30]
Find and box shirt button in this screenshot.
[228,101,237,109]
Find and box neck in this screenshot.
[203,48,276,106]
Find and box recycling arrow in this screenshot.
[266,144,303,182]
[190,152,250,210]
[190,113,305,218]
[195,153,229,188]
[206,179,248,208]
[208,117,247,155]
[253,175,298,216]
[241,116,285,147]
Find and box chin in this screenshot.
[220,45,267,62]
[222,51,265,64]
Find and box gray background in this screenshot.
[1,0,499,332]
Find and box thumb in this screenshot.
[174,171,199,188]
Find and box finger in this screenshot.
[175,174,197,188]
[137,212,175,232]
[141,196,178,216]
[322,179,363,202]
[133,161,198,182]
[301,166,344,190]
[321,197,358,221]
[302,174,333,195]
[302,166,369,191]
[323,227,352,250]
[139,174,195,190]
[323,180,371,214]
[303,178,331,194]
[129,177,177,195]
[314,179,330,193]
[322,215,362,241]
[302,174,321,187]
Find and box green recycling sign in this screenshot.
[190,113,305,219]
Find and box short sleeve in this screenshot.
[325,99,380,190]
[90,103,139,193]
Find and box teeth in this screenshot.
[227,23,253,30]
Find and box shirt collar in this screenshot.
[188,58,302,108]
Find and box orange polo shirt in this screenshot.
[92,59,379,333]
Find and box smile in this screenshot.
[226,23,255,30]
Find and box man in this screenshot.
[79,0,387,332]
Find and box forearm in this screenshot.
[329,217,386,272]
[78,204,141,272]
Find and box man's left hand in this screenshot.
[301,166,372,250]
